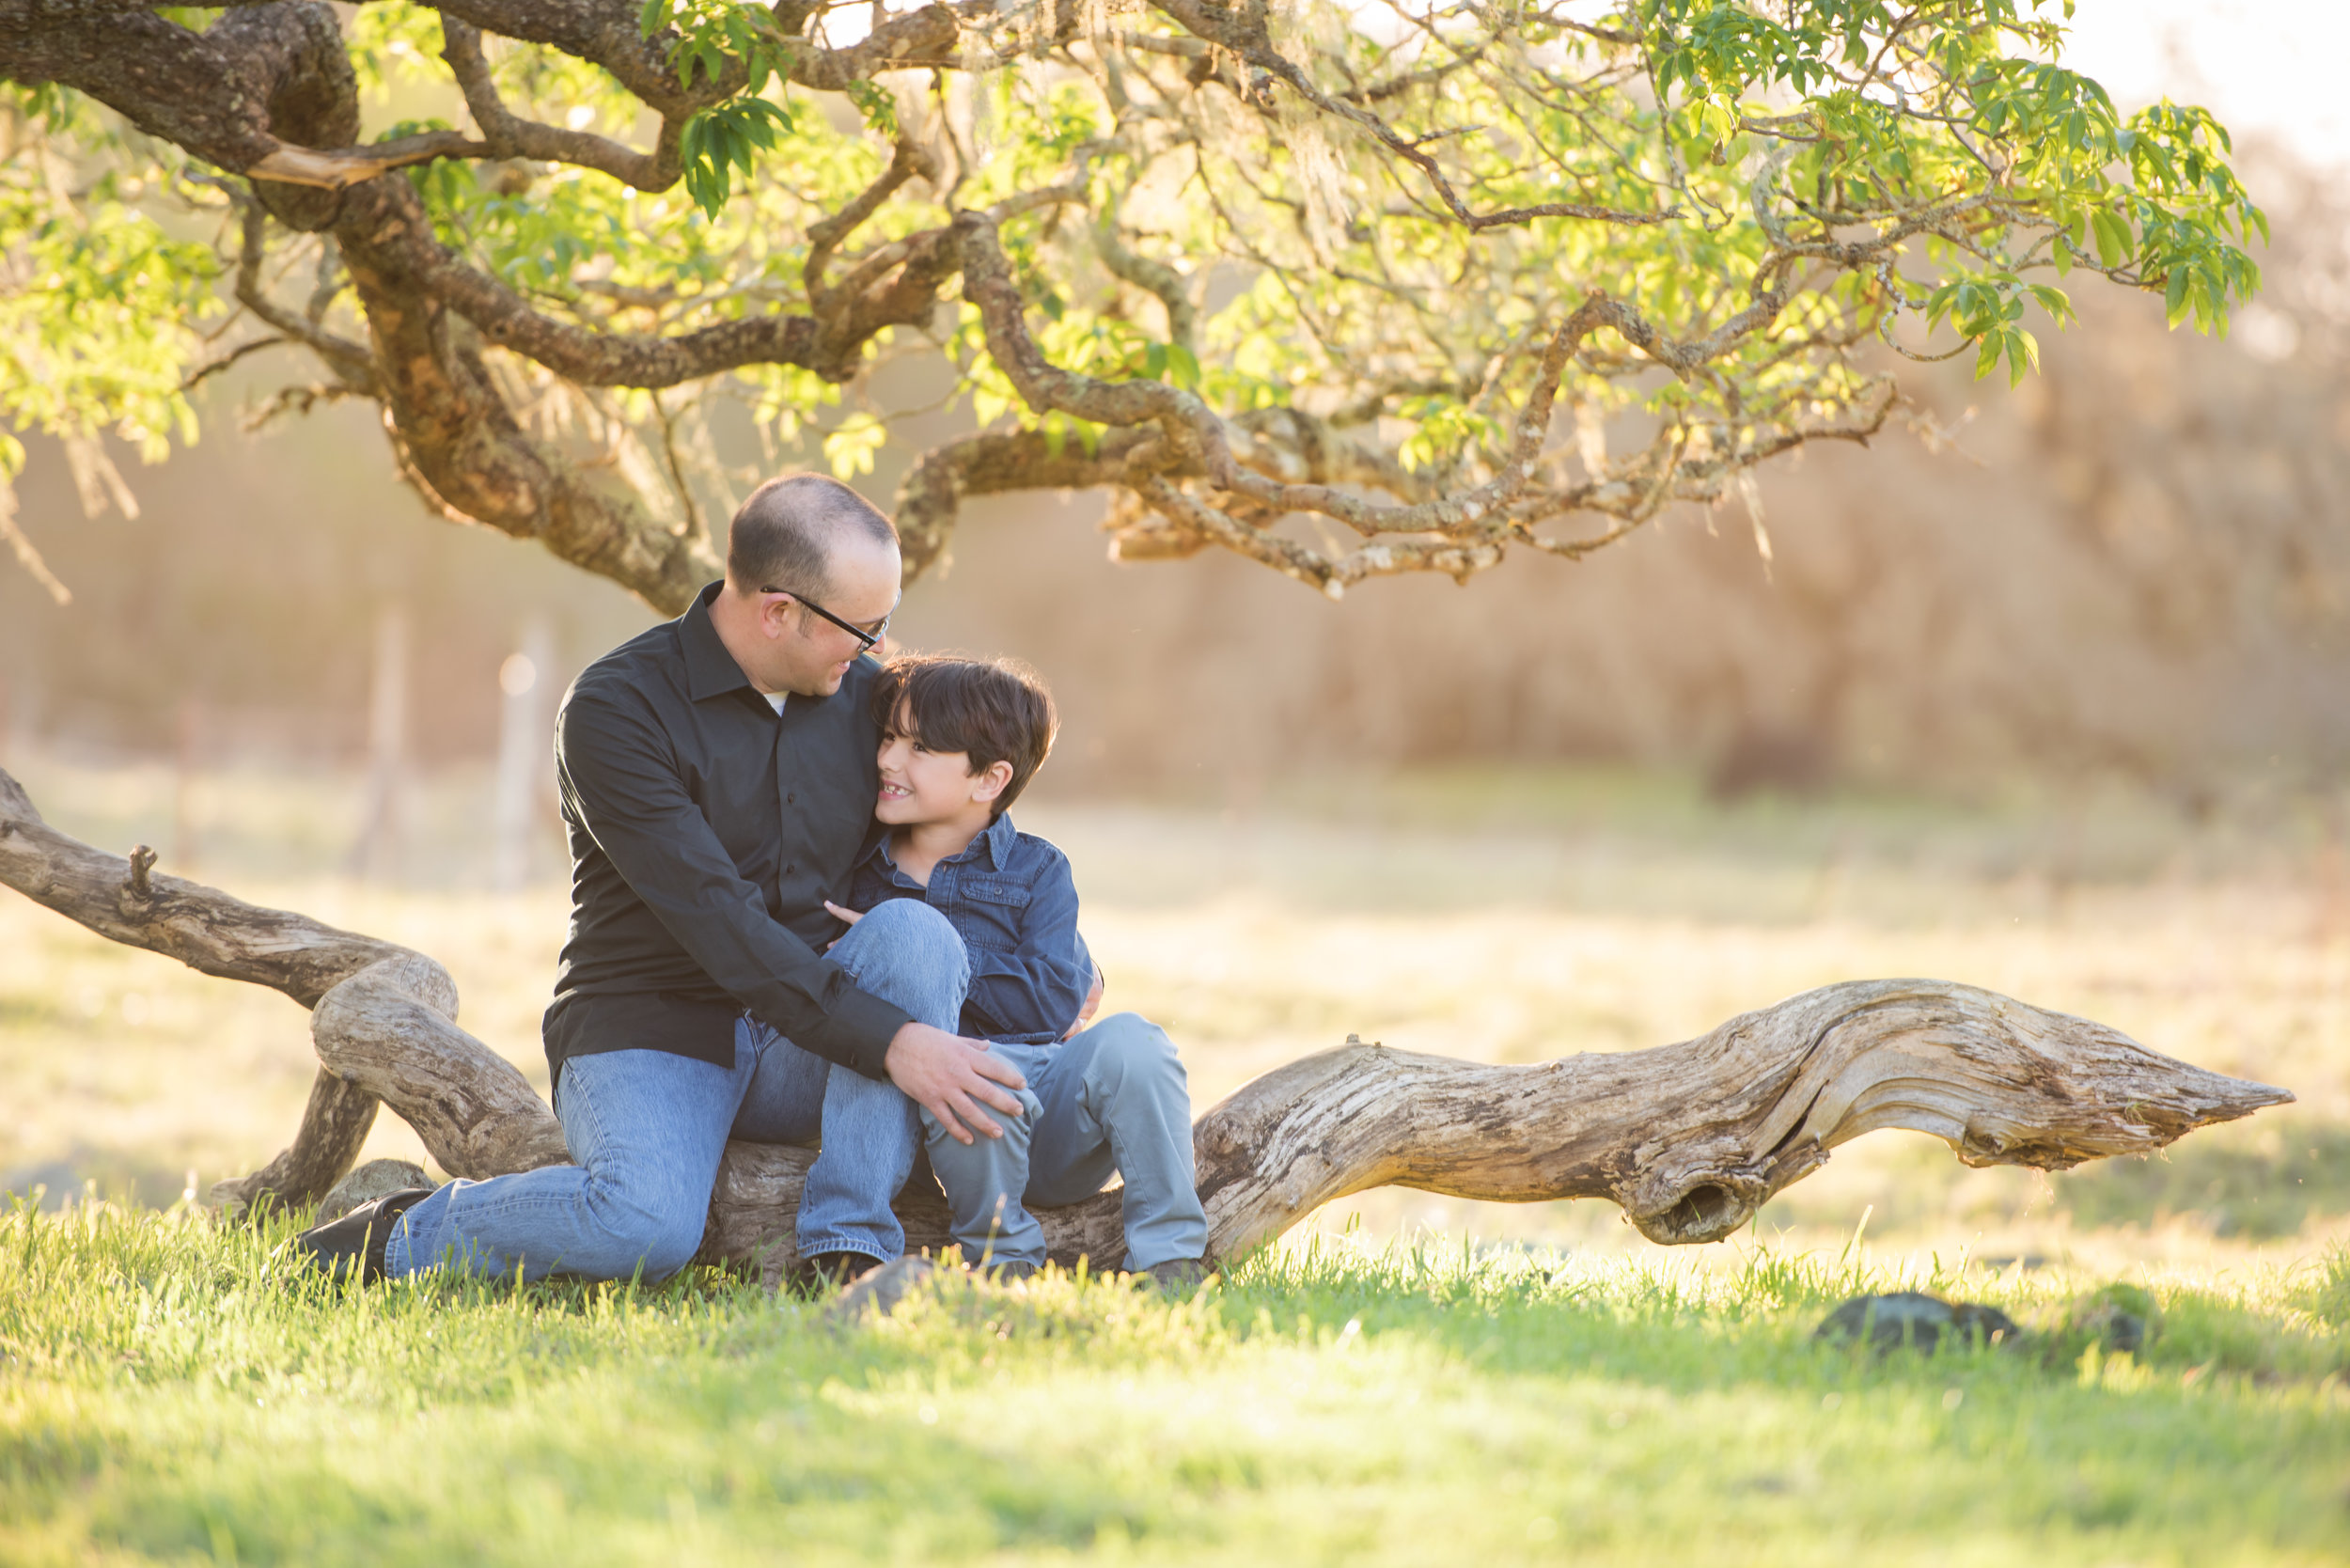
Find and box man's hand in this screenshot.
[884,1020,1026,1144]
[1062,964,1105,1041]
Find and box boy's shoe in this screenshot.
[796,1250,883,1293]
[978,1260,1037,1284]
[286,1187,434,1284]
[1146,1258,1208,1293]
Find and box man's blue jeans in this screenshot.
[923,1012,1209,1273]
[383,900,969,1281]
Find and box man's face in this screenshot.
[768,537,901,698]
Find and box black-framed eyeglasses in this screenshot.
[763,588,890,654]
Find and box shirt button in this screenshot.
[786,864,797,875]
[787,792,795,804]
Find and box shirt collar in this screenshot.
[978,810,1017,870]
[680,581,757,703]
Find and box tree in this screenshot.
[0,0,2265,608]
[0,2,2292,1262]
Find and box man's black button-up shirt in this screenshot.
[542,582,908,1086]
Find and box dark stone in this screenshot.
[2071,1301,2148,1356]
[1814,1291,2021,1353]
[827,1255,936,1323]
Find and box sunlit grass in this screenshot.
[4,1202,2348,1567]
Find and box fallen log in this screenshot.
[1,764,2294,1271]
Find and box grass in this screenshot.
[5,1203,2350,1567]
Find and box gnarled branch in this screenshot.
[440,16,683,193]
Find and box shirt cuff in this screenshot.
[788,986,912,1080]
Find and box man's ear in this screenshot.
[757,591,797,640]
[969,760,1014,805]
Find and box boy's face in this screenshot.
[875,703,1010,827]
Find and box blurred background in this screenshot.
[3,1,2344,1265]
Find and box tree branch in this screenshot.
[440,15,683,193]
[236,203,380,391]
[894,426,1150,581]
[805,134,940,306]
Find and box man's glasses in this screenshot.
[764,588,890,654]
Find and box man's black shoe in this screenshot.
[797,1250,883,1293]
[287,1187,434,1284]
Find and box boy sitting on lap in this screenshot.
[825,653,1209,1285]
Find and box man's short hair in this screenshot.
[726,473,899,601]
[871,653,1059,819]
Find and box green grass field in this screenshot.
[5,756,2348,1563]
[5,1204,2349,1567]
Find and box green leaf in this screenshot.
[2090,210,2131,268]
[1974,330,2004,382]
[2007,327,2040,386]
[2026,283,2073,325]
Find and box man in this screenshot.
[291,474,1026,1285]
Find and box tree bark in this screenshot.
[1,764,2295,1265]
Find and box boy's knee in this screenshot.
[845,899,966,964]
[922,1090,1042,1148]
[1083,1013,1186,1096]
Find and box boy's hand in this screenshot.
[885,1021,1026,1144]
[822,901,861,952]
[1062,964,1105,1041]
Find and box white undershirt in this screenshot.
[765,693,787,713]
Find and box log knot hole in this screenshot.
[1617,1161,1770,1245]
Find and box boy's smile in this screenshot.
[875,702,1009,834]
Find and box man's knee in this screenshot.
[580,1181,706,1280]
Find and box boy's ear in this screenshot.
[969,759,1014,805]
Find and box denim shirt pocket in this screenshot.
[956,874,1031,952]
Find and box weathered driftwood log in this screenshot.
[2,765,2294,1270]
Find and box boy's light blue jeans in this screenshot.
[923,1012,1209,1273]
[383,900,968,1281]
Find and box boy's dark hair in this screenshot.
[871,653,1058,819]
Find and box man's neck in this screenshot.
[706,585,787,697]
[889,812,993,886]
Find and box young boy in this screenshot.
[824,652,1209,1285]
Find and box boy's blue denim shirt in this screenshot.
[845,811,1091,1046]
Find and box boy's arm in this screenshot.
[1063,939,1104,1040]
[963,851,1092,1041]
